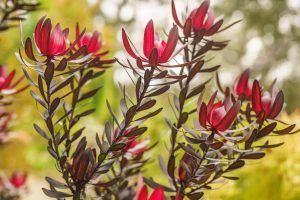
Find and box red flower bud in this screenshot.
[136,176,165,200]
[9,172,27,188]
[136,185,165,200]
[122,20,178,64]
[199,91,241,132]
[0,65,27,95]
[34,17,69,56]
[252,80,284,120]
[76,24,102,54]
[112,127,147,157]
[172,0,223,36]
[188,1,213,31]
[123,139,147,156]
[233,69,253,100]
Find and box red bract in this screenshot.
[123,139,147,156]
[122,20,178,64]
[76,24,102,54]
[188,1,214,32]
[0,65,26,95]
[252,80,284,120]
[136,176,165,200]
[136,185,165,200]
[233,69,253,100]
[34,17,69,56]
[113,128,147,157]
[9,172,26,189]
[112,127,138,142]
[172,0,223,36]
[199,92,241,132]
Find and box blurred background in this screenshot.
[0,0,300,199]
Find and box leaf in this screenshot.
[94,177,121,187]
[167,155,175,179]
[143,177,175,192]
[222,176,239,180]
[206,19,224,36]
[105,122,112,144]
[136,77,142,100]
[45,63,55,85]
[180,112,189,124]
[55,58,67,71]
[171,0,183,28]
[47,146,58,159]
[179,87,188,108]
[155,70,168,79]
[210,141,223,150]
[76,109,96,119]
[144,69,152,86]
[30,90,47,108]
[187,84,205,99]
[50,98,60,115]
[188,60,204,81]
[45,177,67,189]
[135,107,163,121]
[106,100,120,128]
[146,85,170,97]
[79,87,101,102]
[68,46,87,60]
[158,155,168,177]
[273,124,295,135]
[256,122,277,140]
[241,152,265,160]
[126,105,137,124]
[21,67,37,87]
[245,129,258,149]
[200,65,221,73]
[226,160,245,172]
[137,99,156,111]
[124,127,147,137]
[109,143,126,151]
[178,143,201,160]
[254,142,284,149]
[42,188,72,198]
[33,123,49,140]
[194,41,213,58]
[51,76,73,94]
[70,127,85,143]
[187,192,204,200]
[25,38,36,61]
[80,70,93,86]
[38,75,47,101]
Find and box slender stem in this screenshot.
[73,189,81,200]
[65,68,84,156]
[113,66,155,144]
[168,37,195,189]
[84,66,156,187]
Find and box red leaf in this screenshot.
[122,28,138,59]
[143,20,155,58]
[268,91,284,119]
[171,0,183,28]
[216,101,241,132]
[159,25,178,63]
[199,103,207,128]
[252,80,262,114]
